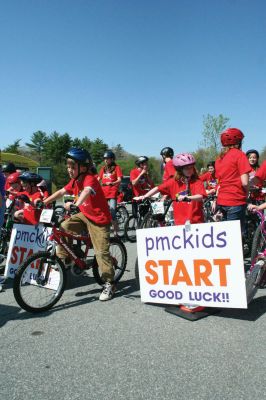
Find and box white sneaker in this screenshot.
[99,282,115,301]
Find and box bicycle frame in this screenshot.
[48,225,92,269]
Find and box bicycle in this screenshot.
[115,202,130,238]
[250,210,266,262]
[203,195,217,222]
[0,198,16,271]
[141,199,175,229]
[246,210,266,304]
[13,205,127,313]
[123,199,152,242]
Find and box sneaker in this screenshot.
[99,282,115,301]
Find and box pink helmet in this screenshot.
[172,153,196,168]
[220,128,244,146]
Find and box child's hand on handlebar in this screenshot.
[64,201,75,211]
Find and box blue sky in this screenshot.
[0,0,265,157]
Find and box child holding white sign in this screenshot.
[134,153,207,225]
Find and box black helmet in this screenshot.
[2,162,16,173]
[160,147,174,158]
[103,150,115,160]
[66,148,92,165]
[135,156,149,166]
[207,161,215,168]
[19,172,43,184]
[246,149,259,159]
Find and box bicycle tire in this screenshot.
[141,212,163,229]
[0,228,11,272]
[246,259,266,304]
[124,215,137,242]
[13,251,66,313]
[92,237,127,285]
[116,205,129,238]
[135,257,140,289]
[251,224,266,262]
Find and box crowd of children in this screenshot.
[1,127,266,304]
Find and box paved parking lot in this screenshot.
[1,240,266,400]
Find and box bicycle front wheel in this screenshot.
[93,237,127,285]
[141,212,163,229]
[13,251,66,313]
[124,215,137,242]
[251,225,266,262]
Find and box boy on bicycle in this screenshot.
[43,148,115,301]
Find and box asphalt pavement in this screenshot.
[1,239,266,400]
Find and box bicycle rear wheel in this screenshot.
[93,237,127,285]
[116,205,129,238]
[13,251,66,313]
[135,257,140,289]
[124,215,137,242]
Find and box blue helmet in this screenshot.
[66,148,92,165]
[19,172,43,184]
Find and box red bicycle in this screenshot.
[13,206,127,313]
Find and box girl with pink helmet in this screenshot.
[134,152,207,225]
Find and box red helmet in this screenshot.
[220,128,244,146]
[7,172,21,185]
[172,153,196,168]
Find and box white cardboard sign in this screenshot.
[136,220,247,308]
[4,224,52,279]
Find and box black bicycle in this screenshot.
[115,203,130,238]
[123,199,152,242]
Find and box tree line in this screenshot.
[2,114,265,188]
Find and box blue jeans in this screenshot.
[218,204,247,234]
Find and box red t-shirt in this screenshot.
[248,167,264,201]
[19,190,43,204]
[215,148,251,206]
[64,174,111,225]
[5,180,11,191]
[199,172,219,191]
[163,160,176,181]
[98,165,123,199]
[158,177,207,225]
[130,168,154,197]
[255,160,266,182]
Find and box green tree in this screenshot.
[3,139,22,154]
[44,132,72,164]
[26,130,48,164]
[201,114,230,158]
[91,138,108,165]
[112,144,125,159]
[193,147,215,171]
[71,136,93,153]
